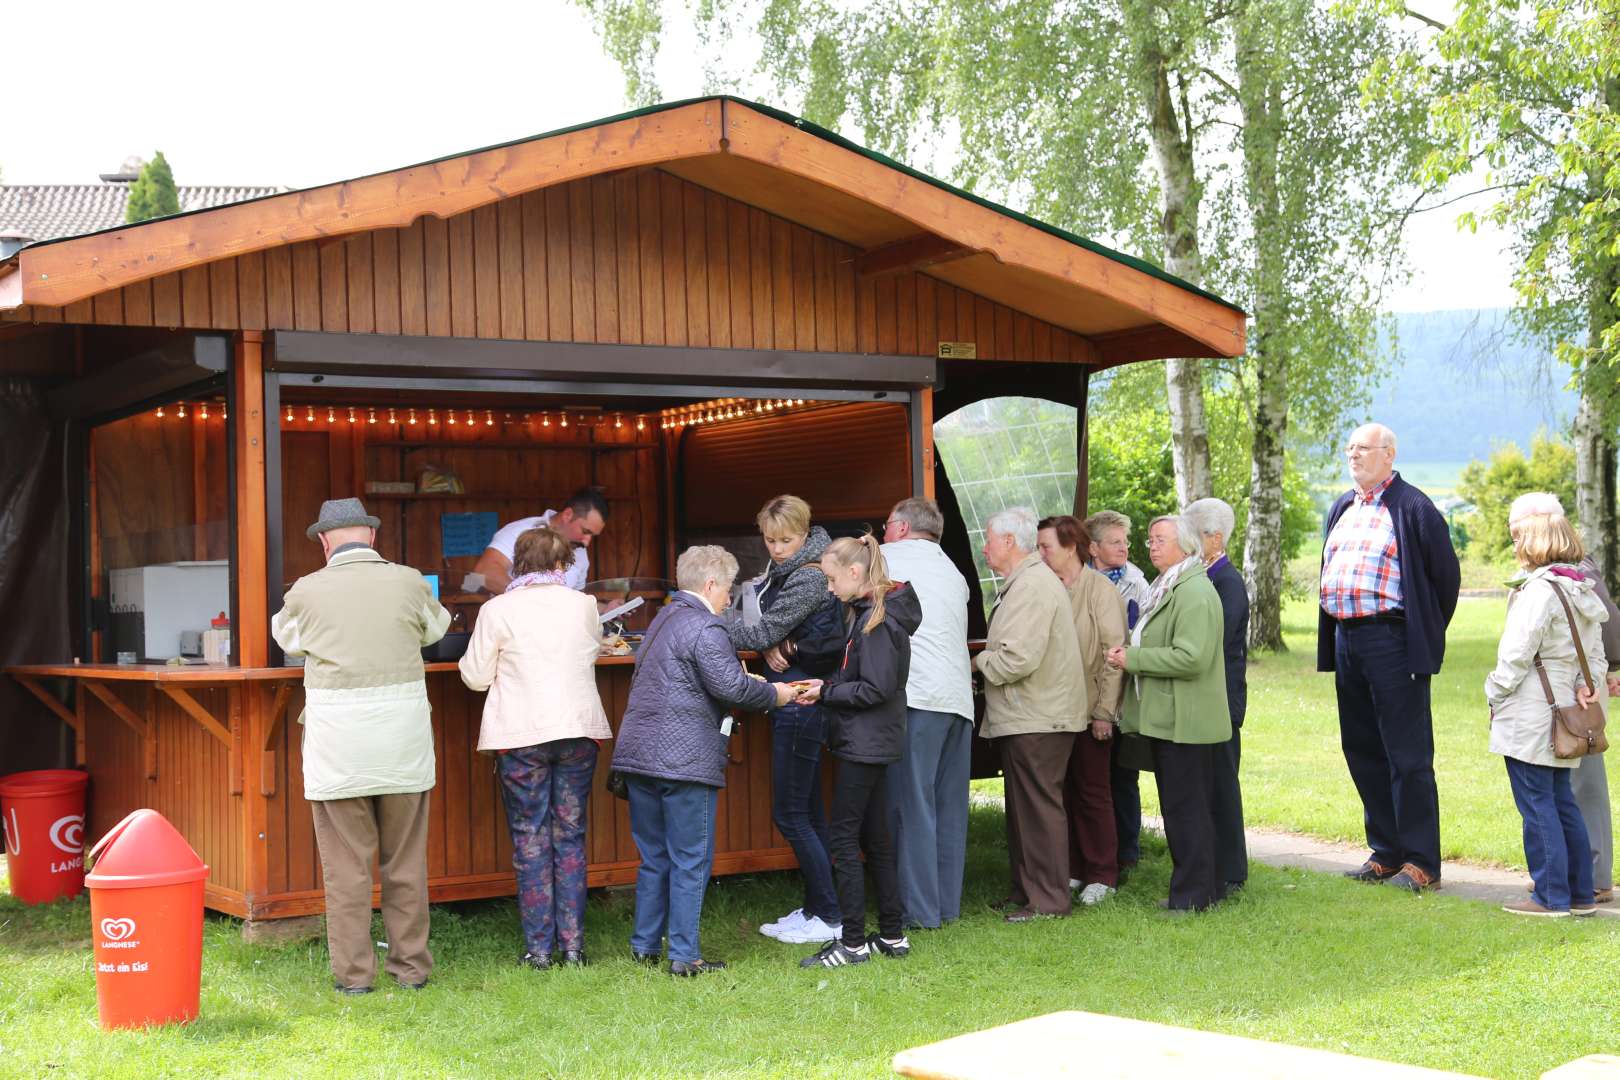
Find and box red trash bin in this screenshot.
[84,809,210,1029]
[0,768,90,904]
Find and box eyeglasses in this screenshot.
[1344,443,1391,455]
[883,519,905,530]
[1145,536,1169,548]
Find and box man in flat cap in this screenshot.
[272,498,451,994]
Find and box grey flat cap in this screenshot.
[307,497,380,539]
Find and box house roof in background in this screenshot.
[0,184,284,243]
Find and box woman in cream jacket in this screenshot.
[1485,505,1602,918]
[459,526,610,967]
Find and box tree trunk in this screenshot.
[1235,4,1288,651]
[1579,88,1620,588]
[1131,14,1212,504]
[1573,389,1607,569]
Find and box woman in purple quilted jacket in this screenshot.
[612,545,796,976]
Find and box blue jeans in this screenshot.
[1504,756,1594,911]
[627,775,718,964]
[770,705,839,922]
[1334,620,1441,876]
[496,738,597,955]
[888,708,972,927]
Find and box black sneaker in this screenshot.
[800,940,870,968]
[669,958,727,977]
[867,933,910,959]
[631,951,662,966]
[333,983,373,996]
[520,951,552,971]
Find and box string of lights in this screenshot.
[154,395,816,431]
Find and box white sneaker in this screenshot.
[772,914,842,943]
[1078,883,1116,906]
[759,908,807,937]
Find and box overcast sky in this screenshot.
[5,0,1516,313]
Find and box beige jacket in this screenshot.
[271,546,451,800]
[1067,566,1127,721]
[458,584,612,751]
[974,553,1088,737]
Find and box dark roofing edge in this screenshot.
[6,95,1244,317]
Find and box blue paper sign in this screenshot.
[441,512,500,558]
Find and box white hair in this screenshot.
[1352,422,1397,454]
[1149,514,1202,558]
[676,545,740,593]
[1183,498,1236,545]
[986,507,1039,553]
[1509,491,1566,526]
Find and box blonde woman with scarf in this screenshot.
[1105,514,1230,912]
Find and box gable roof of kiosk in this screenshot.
[0,97,1246,365]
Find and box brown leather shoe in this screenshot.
[1502,899,1569,918]
[1388,863,1440,892]
[1595,887,1614,904]
[1344,859,1401,883]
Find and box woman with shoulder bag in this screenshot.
[1485,503,1603,918]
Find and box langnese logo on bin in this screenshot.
[49,814,85,875]
[100,917,139,946]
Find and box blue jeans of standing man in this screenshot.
[496,738,598,957]
[1334,619,1442,877]
[627,775,719,965]
[1504,756,1594,911]
[770,705,840,923]
[889,708,972,927]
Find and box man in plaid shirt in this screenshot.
[1318,423,1460,893]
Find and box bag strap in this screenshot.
[1545,578,1597,693]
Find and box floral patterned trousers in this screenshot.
[496,737,598,956]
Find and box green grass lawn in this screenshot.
[2,812,1618,1080]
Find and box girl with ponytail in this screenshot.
[794,533,923,968]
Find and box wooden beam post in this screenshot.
[1073,369,1091,517]
[918,387,936,501]
[855,233,975,279]
[233,332,269,667]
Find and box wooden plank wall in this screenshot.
[81,682,243,896]
[682,402,911,530]
[276,411,661,588]
[6,170,1092,364]
[92,409,229,572]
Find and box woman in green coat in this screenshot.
[1105,514,1230,911]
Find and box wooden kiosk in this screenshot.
[0,98,1245,928]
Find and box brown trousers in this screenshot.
[310,791,433,989]
[1001,732,1075,915]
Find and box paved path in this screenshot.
[1241,823,1618,918]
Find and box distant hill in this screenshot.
[1366,308,1576,463]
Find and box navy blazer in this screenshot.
[1315,473,1461,676]
[1206,557,1249,728]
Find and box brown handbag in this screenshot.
[1532,579,1610,759]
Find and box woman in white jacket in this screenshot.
[1484,505,1601,918]
[459,527,611,967]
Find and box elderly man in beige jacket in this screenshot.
[272,498,451,994]
[975,506,1088,921]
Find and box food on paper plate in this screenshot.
[599,633,633,656]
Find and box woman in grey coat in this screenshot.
[1485,508,1603,917]
[613,546,795,975]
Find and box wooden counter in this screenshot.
[6,655,789,924]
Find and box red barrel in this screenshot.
[0,769,90,903]
[85,809,210,1029]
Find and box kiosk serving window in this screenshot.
[89,397,231,663]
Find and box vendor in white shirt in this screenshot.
[474,487,609,593]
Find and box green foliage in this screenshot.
[1372,0,1620,399]
[1455,433,1579,559]
[124,152,180,224]
[1088,364,1320,571]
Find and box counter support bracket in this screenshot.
[158,685,241,795]
[82,680,156,780]
[261,684,292,798]
[12,674,82,737]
